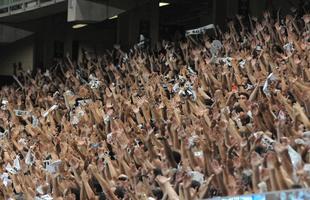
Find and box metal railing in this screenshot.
[0,0,65,17]
[209,188,310,200]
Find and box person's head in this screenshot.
[239,113,251,125]
[191,180,201,190]
[152,188,163,200]
[114,186,126,199]
[238,92,249,103]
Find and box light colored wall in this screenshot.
[31,12,117,68]
[0,24,33,43]
[68,0,124,22]
[0,36,34,75]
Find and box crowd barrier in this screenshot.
[210,188,310,200]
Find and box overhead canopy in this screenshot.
[67,0,125,22]
[85,0,139,10]
[0,0,67,23]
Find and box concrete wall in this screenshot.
[0,17,116,74]
[0,24,32,43]
[68,0,124,22]
[33,13,117,69]
[0,0,156,74]
[75,24,117,61]
[0,36,34,75]
[117,0,159,49]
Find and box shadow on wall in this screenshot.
[0,62,23,86]
[0,75,14,86]
[0,35,34,76]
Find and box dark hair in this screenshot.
[114,186,126,199]
[205,98,214,107]
[240,115,251,125]
[98,192,106,200]
[234,105,244,113]
[90,177,102,193]
[191,180,201,189]
[291,184,302,189]
[172,150,181,164]
[152,188,163,200]
[70,187,80,200]
[153,168,163,177]
[254,146,266,155]
[239,92,249,100]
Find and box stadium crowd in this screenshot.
[0,10,309,200]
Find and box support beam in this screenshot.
[85,0,145,10]
[150,0,159,47]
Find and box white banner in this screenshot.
[185,24,215,36]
